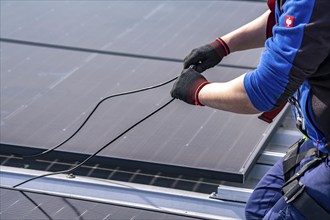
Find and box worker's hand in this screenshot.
[171,66,209,105]
[183,38,230,73]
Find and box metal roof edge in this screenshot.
[240,104,290,181]
[0,166,245,219]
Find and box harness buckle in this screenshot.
[288,96,307,136]
[296,116,305,131]
[283,180,305,203]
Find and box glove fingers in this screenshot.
[183,49,204,69]
[195,65,207,73]
[171,68,189,99]
[170,67,208,105]
[195,61,214,73]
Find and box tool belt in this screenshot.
[281,138,330,219]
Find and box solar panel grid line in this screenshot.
[0,148,238,187]
[1,1,267,66]
[0,38,257,70]
[2,148,223,185]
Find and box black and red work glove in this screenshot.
[170,66,209,105]
[183,38,230,73]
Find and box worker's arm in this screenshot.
[185,0,330,116]
[198,74,260,114]
[221,9,271,53]
[192,8,271,113]
[170,67,260,114]
[183,10,271,73]
[177,10,271,113]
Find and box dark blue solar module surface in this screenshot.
[0,1,281,183]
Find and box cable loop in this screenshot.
[13,76,177,188]
[17,77,177,158]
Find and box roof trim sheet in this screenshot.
[0,188,207,220]
[0,166,245,220]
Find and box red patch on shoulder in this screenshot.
[285,15,295,28]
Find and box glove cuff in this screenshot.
[210,37,230,57]
[194,81,209,106]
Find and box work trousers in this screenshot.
[245,139,330,219]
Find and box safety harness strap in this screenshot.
[282,179,330,219]
[282,138,316,181]
[283,156,323,188]
[282,153,329,219]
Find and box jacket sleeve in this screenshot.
[244,0,330,112]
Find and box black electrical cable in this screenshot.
[16,76,178,158]
[13,98,175,188]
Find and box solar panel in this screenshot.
[0,1,266,67]
[0,1,283,183]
